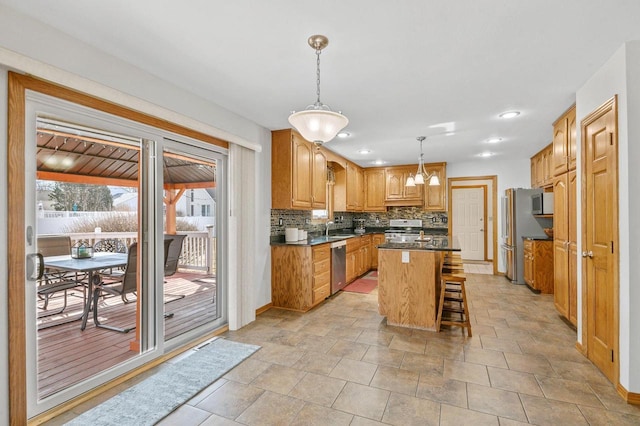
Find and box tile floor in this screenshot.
[463,261,493,275]
[46,273,640,425]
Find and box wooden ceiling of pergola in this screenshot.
[36,130,216,189]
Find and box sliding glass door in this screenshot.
[161,138,226,346]
[20,90,227,418]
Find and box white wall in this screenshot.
[448,157,531,273]
[576,40,640,393]
[0,7,272,421]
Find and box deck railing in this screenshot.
[56,231,217,274]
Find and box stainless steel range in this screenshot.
[385,219,424,243]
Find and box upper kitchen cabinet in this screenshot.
[385,166,423,207]
[552,105,577,176]
[347,162,364,211]
[364,168,386,212]
[272,129,327,210]
[530,143,553,188]
[423,162,447,211]
[334,161,364,212]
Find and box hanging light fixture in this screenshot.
[406,136,440,187]
[288,35,349,147]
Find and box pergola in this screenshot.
[36,127,217,233]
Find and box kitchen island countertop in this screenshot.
[377,236,461,251]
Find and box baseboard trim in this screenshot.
[256,302,273,316]
[616,383,640,405]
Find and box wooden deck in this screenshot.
[36,271,218,398]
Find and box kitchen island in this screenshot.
[377,236,460,330]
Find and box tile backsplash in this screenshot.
[270,207,448,236]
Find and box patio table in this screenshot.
[43,252,128,330]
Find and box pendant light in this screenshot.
[406,136,440,187]
[288,35,349,146]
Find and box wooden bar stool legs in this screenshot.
[437,253,472,337]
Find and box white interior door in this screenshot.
[452,187,485,261]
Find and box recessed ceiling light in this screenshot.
[477,152,495,158]
[485,137,503,144]
[372,160,386,165]
[337,132,351,138]
[498,111,520,119]
[358,148,371,154]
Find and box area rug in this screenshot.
[343,277,378,294]
[66,338,260,426]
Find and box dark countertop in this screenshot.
[270,226,450,247]
[523,236,553,241]
[378,236,461,251]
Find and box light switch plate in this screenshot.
[402,251,410,263]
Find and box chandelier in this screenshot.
[288,35,349,146]
[406,136,440,187]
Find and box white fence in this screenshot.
[59,231,217,274]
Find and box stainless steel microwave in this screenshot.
[532,192,554,215]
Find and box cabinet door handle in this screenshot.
[581,251,593,258]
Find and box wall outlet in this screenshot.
[278,218,283,226]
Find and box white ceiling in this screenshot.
[3,0,640,167]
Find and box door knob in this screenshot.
[479,229,484,232]
[582,251,593,258]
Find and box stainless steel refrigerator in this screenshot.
[501,188,553,284]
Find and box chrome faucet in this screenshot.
[326,221,334,237]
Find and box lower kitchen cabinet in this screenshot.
[271,243,331,312]
[523,239,554,293]
[371,234,386,269]
[346,234,372,283]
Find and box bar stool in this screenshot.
[437,254,472,337]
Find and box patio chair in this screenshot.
[36,235,87,316]
[163,234,187,276]
[163,234,187,303]
[93,238,128,279]
[92,242,138,333]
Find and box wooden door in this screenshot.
[568,107,577,170]
[568,169,578,325]
[553,174,569,317]
[291,135,312,208]
[311,149,327,209]
[582,96,618,383]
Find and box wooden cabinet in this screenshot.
[553,170,577,325]
[530,144,553,188]
[335,161,364,212]
[272,129,327,210]
[385,166,424,207]
[346,162,364,211]
[312,245,331,304]
[271,243,330,312]
[370,234,386,269]
[345,235,372,282]
[311,149,328,209]
[364,168,386,211]
[523,239,554,293]
[552,105,577,176]
[423,162,447,211]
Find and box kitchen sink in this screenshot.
[329,235,355,239]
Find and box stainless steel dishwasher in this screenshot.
[330,240,347,294]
